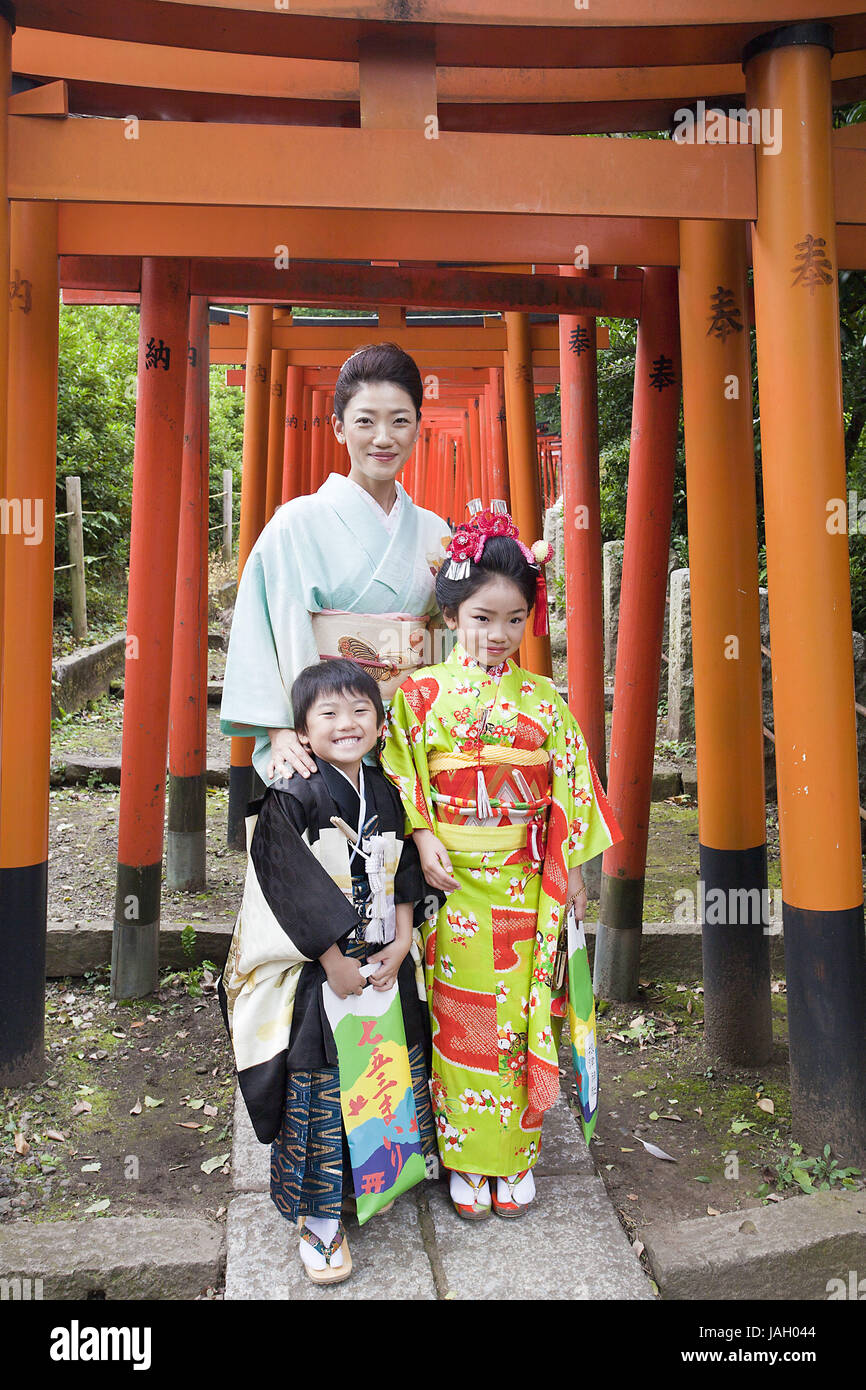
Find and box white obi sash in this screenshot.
[311,609,430,701]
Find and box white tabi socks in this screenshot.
[496,1169,536,1207]
[299,1214,343,1271]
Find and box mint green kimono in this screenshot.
[220,473,451,782]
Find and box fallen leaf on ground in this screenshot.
[84,1198,110,1214]
[635,1136,677,1162]
[70,1100,92,1117]
[201,1152,231,1175]
[633,1240,645,1258]
[203,1104,218,1118]
[130,1022,145,1029]
[143,1095,164,1108]
[45,1129,65,1142]
[176,1122,201,1129]
[129,1100,142,1115]
[757,1097,775,1115]
[81,1162,101,1172]
[14,1133,30,1156]
[660,1114,682,1122]
[186,1099,205,1110]
[707,1206,720,1216]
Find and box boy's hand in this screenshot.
[366,939,410,992]
[322,949,367,1000]
[413,828,459,893]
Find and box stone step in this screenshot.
[50,754,230,788]
[642,1190,866,1300]
[0,1216,224,1300]
[45,917,785,981]
[227,1076,653,1301]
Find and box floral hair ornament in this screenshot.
[444,504,552,637]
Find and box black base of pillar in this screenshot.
[784,900,866,1163]
[112,862,162,999]
[228,764,254,850]
[594,873,644,999]
[167,771,207,890]
[700,843,773,1065]
[0,862,47,1085]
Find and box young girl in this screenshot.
[381,509,623,1219]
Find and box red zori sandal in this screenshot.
[449,1170,492,1220]
[491,1169,536,1218]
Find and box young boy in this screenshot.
[219,659,435,1286]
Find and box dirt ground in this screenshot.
[1,967,235,1229]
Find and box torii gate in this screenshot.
[0,4,865,1164]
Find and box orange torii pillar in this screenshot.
[300,382,314,494]
[504,313,551,676]
[281,364,304,502]
[487,369,510,506]
[558,266,607,905]
[678,217,772,1064]
[111,258,190,998]
[593,267,681,1000]
[0,202,59,1081]
[469,396,483,504]
[166,296,210,893]
[310,388,327,492]
[227,304,271,850]
[745,23,866,1156]
[454,432,467,521]
[460,409,473,506]
[266,315,289,520]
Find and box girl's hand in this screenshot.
[413,829,459,893]
[366,939,410,992]
[267,727,317,781]
[566,867,587,921]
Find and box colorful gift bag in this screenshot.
[322,964,427,1224]
[566,906,600,1143]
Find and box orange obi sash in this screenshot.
[429,747,551,860]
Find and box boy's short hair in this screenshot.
[291,659,386,734]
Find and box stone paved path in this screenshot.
[226,1077,655,1301]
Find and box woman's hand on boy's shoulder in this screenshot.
[266,727,317,781]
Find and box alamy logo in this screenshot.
[672,100,782,157]
[49,1321,152,1371]
[0,1276,43,1300]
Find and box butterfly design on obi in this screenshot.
[337,635,400,685]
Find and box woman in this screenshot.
[220,342,452,782]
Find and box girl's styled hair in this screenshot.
[435,535,538,617]
[291,659,385,735]
[333,342,423,422]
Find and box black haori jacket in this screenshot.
[218,756,429,1144]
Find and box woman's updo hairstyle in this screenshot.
[333,342,423,422]
[435,534,537,619]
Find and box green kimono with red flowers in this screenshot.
[381,641,622,1177]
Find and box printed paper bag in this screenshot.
[322,965,427,1224]
[565,906,599,1143]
